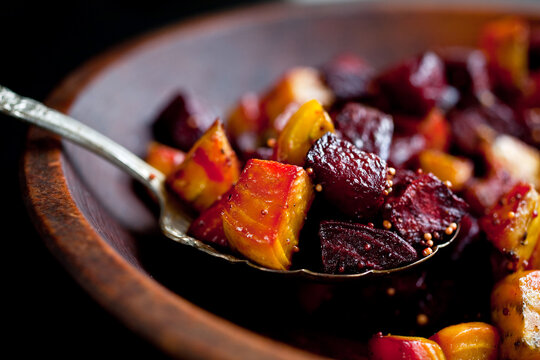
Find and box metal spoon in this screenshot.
[0,85,459,282]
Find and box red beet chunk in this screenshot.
[187,190,231,249]
[321,53,374,101]
[334,103,394,160]
[375,52,448,116]
[449,101,523,155]
[437,47,491,106]
[319,221,418,273]
[383,172,469,247]
[152,92,215,152]
[387,134,426,168]
[464,170,516,217]
[305,133,387,220]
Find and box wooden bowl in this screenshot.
[22,2,540,359]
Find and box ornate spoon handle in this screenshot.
[0,85,165,197]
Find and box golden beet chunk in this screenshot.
[480,182,540,270]
[480,17,529,91]
[167,119,240,212]
[491,270,540,360]
[484,135,540,189]
[368,334,446,360]
[419,150,474,191]
[145,142,186,177]
[222,159,314,270]
[262,67,334,125]
[274,99,335,166]
[430,322,499,360]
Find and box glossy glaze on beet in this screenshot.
[375,52,448,116]
[319,221,418,273]
[305,132,387,220]
[334,102,394,160]
[382,171,469,247]
[152,92,215,152]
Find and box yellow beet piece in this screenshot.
[430,322,499,360]
[480,182,540,271]
[167,119,240,212]
[145,142,185,177]
[274,99,335,166]
[491,270,540,360]
[480,17,529,91]
[222,159,314,270]
[485,135,540,189]
[263,67,334,125]
[419,150,474,191]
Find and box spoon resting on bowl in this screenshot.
[0,85,459,282]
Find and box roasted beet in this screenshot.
[305,133,388,220]
[383,172,469,247]
[187,190,231,249]
[437,47,491,106]
[375,52,448,116]
[333,103,393,160]
[152,92,215,151]
[319,221,418,273]
[321,53,374,102]
[387,134,426,169]
[464,170,516,217]
[449,101,523,156]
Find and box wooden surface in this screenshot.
[16,1,540,359]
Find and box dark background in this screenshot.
[1,1,267,357]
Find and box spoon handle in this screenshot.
[0,85,166,198]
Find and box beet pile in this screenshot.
[143,17,539,278]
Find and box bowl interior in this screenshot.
[30,2,539,359]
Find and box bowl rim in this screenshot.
[20,1,540,359]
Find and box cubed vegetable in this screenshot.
[480,17,529,97]
[430,322,499,360]
[262,67,334,124]
[419,150,474,192]
[483,134,540,189]
[491,270,540,360]
[368,334,446,360]
[145,142,185,177]
[274,99,334,166]
[222,159,314,270]
[187,189,231,249]
[480,182,540,270]
[167,119,240,212]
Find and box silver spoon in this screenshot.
[0,85,459,282]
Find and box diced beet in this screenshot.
[152,92,215,152]
[375,52,448,116]
[449,101,524,155]
[305,133,387,220]
[333,103,394,160]
[382,172,469,246]
[437,47,491,106]
[464,170,517,217]
[321,53,374,102]
[187,190,231,249]
[387,134,426,168]
[319,221,418,273]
